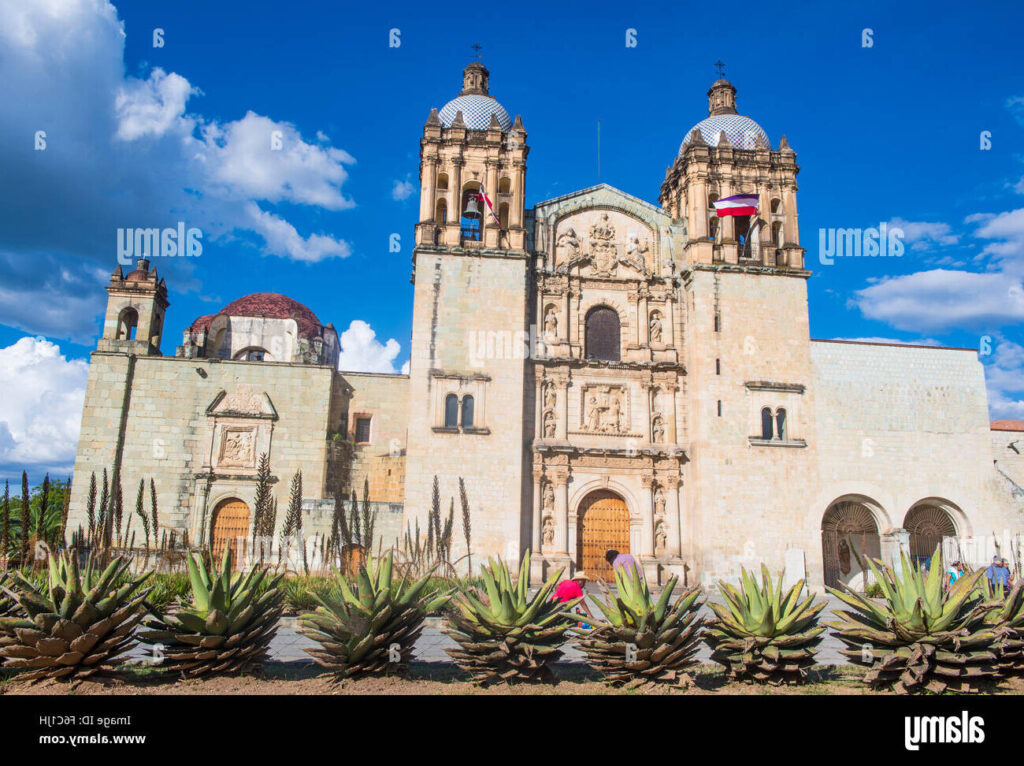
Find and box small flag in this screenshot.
[713,194,758,217]
[478,191,502,226]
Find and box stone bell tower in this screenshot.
[98,258,169,355]
[404,61,533,568]
[414,61,528,252]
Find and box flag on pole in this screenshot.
[478,191,502,226]
[713,194,758,217]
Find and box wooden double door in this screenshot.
[576,490,630,582]
[211,499,250,566]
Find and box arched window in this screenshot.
[498,203,509,229]
[761,407,774,440]
[775,408,787,440]
[461,395,475,428]
[116,307,138,340]
[460,184,482,241]
[771,220,783,245]
[498,177,511,194]
[708,193,720,240]
[437,173,449,191]
[435,198,447,225]
[585,306,621,362]
[235,347,268,361]
[770,198,782,214]
[444,394,458,428]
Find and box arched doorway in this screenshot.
[211,498,250,566]
[821,499,881,589]
[577,490,630,582]
[904,504,957,567]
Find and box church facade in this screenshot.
[67,62,1024,589]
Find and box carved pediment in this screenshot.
[206,386,279,420]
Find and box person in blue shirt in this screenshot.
[985,556,1011,592]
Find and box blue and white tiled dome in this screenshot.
[438,95,512,131]
[679,114,769,154]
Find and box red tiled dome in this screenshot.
[189,293,324,338]
[991,420,1024,432]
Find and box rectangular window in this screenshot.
[355,417,372,444]
[717,400,722,417]
[715,358,721,375]
[714,313,720,332]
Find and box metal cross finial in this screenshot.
[471,43,483,60]
[714,60,726,77]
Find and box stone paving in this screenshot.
[129,593,851,667]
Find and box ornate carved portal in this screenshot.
[576,490,630,582]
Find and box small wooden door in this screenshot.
[577,490,630,582]
[211,499,250,566]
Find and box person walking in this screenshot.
[605,549,642,579]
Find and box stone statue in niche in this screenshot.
[654,486,666,517]
[651,415,665,444]
[542,514,555,547]
[542,482,555,510]
[543,410,556,438]
[583,386,626,434]
[649,312,663,345]
[544,381,557,410]
[654,519,667,556]
[544,307,559,339]
[555,228,580,262]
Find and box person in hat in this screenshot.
[552,571,594,620]
[986,555,1011,592]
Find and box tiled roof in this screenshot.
[680,114,769,153]
[189,293,324,339]
[991,420,1024,432]
[438,95,511,131]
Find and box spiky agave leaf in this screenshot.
[138,547,284,677]
[444,550,578,686]
[298,551,451,680]
[827,545,999,694]
[0,552,151,684]
[704,564,825,685]
[571,566,705,687]
[976,578,1024,677]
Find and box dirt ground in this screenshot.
[3,662,1024,696]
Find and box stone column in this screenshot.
[555,471,569,555]
[419,159,434,222]
[691,179,707,238]
[448,159,464,245]
[665,475,682,558]
[640,475,655,557]
[562,289,571,348]
[535,377,544,439]
[531,467,542,553]
[559,374,570,439]
[485,160,500,247]
[783,186,799,246]
[665,382,679,444]
[663,295,674,346]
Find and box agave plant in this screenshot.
[704,565,826,685]
[977,578,1024,677]
[827,546,998,694]
[0,552,151,683]
[0,572,19,617]
[571,567,704,687]
[445,551,579,686]
[299,552,450,679]
[138,548,284,677]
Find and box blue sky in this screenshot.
[1,0,1023,478]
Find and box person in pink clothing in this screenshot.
[552,572,593,621]
[605,549,642,579]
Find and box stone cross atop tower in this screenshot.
[460,61,489,96]
[707,78,738,116]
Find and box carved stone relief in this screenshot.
[581,385,629,434]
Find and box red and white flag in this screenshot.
[478,191,501,226]
[713,194,758,217]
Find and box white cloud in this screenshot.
[983,339,1024,420]
[888,218,959,251]
[0,337,88,474]
[337,320,403,374]
[391,178,415,201]
[0,0,357,339]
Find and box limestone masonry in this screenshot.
[67,62,1024,589]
